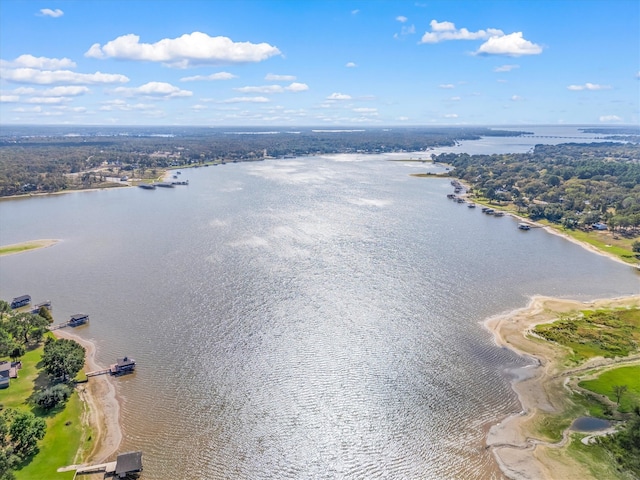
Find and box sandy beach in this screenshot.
[53,329,122,465]
[484,295,640,480]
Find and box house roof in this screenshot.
[115,451,143,475]
[70,314,88,320]
[0,362,11,373]
[11,295,30,304]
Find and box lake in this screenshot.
[0,126,638,479]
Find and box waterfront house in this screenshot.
[10,295,31,309]
[112,356,136,375]
[0,362,11,389]
[115,451,143,478]
[592,222,608,230]
[68,314,89,327]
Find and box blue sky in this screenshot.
[0,0,638,126]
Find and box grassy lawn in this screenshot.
[13,394,81,480]
[1,341,86,480]
[579,365,640,414]
[534,307,640,364]
[0,244,38,255]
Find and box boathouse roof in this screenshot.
[116,357,135,368]
[115,451,143,477]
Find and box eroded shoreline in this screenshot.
[484,295,640,479]
[53,329,122,465]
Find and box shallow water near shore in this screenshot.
[1,127,638,479]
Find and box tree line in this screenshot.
[438,142,640,233]
[0,127,528,197]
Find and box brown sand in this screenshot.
[484,295,640,480]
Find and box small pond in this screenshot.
[571,416,611,432]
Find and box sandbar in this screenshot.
[0,239,59,256]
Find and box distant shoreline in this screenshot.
[484,294,640,479]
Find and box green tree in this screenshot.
[36,306,53,324]
[0,302,10,322]
[632,241,640,254]
[5,314,48,346]
[7,411,45,458]
[32,384,73,410]
[613,385,628,406]
[41,338,85,381]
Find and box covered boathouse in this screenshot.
[114,451,143,478]
[68,314,89,327]
[10,295,31,309]
[111,356,136,375]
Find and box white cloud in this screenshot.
[353,107,377,113]
[636,71,640,79]
[327,92,352,100]
[511,95,523,101]
[395,24,416,38]
[285,82,309,92]
[0,95,20,103]
[420,20,542,57]
[12,106,43,113]
[396,16,408,23]
[444,113,458,118]
[476,32,542,56]
[41,86,90,96]
[26,96,67,104]
[351,9,359,15]
[221,96,270,103]
[3,55,76,69]
[450,96,461,101]
[439,84,455,89]
[235,84,284,94]
[567,83,612,91]
[100,100,158,111]
[114,82,192,98]
[345,62,357,68]
[53,106,87,113]
[39,8,63,17]
[599,115,622,122]
[265,73,296,81]
[234,82,308,94]
[85,32,281,67]
[180,72,236,82]
[421,20,503,43]
[191,104,207,111]
[0,67,129,85]
[494,64,519,72]
[397,116,409,121]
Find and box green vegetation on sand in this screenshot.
[534,307,640,363]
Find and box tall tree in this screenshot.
[41,338,85,381]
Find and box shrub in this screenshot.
[32,384,73,410]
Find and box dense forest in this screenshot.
[438,142,640,232]
[0,127,526,197]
